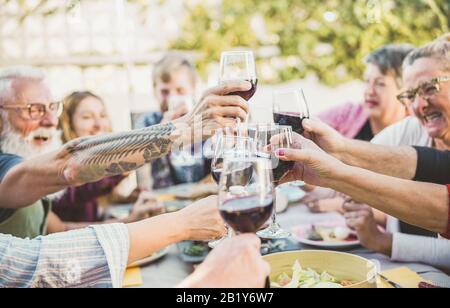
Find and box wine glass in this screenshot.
[272,89,310,135]
[219,51,258,102]
[168,94,195,115]
[243,123,293,239]
[272,89,309,186]
[218,156,274,234]
[209,131,256,248]
[211,129,256,185]
[168,94,200,182]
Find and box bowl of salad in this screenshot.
[263,250,377,288]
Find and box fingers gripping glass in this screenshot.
[0,101,64,120]
[397,76,450,108]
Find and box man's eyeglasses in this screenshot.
[397,76,450,108]
[0,101,64,120]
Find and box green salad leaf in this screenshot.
[271,260,343,288]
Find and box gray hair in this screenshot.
[364,44,415,86]
[403,37,450,72]
[0,66,45,106]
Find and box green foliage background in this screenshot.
[171,0,449,85]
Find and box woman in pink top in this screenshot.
[305,44,414,213]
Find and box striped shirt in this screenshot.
[0,223,129,288]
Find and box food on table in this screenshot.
[306,225,355,242]
[305,225,323,241]
[333,227,351,241]
[183,242,208,257]
[271,260,354,288]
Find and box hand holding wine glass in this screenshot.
[219,51,258,102]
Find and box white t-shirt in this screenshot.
[371,116,431,233]
[371,116,432,147]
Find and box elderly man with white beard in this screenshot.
[0,67,66,238]
[0,69,175,236]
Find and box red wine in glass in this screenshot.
[220,195,273,233]
[273,112,308,135]
[228,79,258,101]
[272,159,295,184]
[273,89,310,135]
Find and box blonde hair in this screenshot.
[152,53,197,87]
[404,36,450,72]
[59,91,112,143]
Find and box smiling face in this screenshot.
[0,79,61,157]
[403,58,450,141]
[363,63,404,118]
[71,96,111,138]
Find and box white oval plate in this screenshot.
[291,223,360,250]
[128,247,169,268]
[293,236,360,249]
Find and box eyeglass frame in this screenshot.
[397,76,450,108]
[0,101,64,120]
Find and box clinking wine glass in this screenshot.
[209,131,256,248]
[168,95,200,183]
[244,123,293,239]
[219,51,258,102]
[272,89,310,135]
[210,129,256,185]
[272,89,309,187]
[218,156,274,235]
[220,50,258,127]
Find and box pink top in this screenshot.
[317,103,369,139]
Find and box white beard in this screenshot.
[0,122,62,159]
[0,116,65,200]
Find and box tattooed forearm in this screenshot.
[65,123,178,183]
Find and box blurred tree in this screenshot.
[171,0,450,85]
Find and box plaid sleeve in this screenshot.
[442,185,450,239]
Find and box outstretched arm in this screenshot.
[301,118,418,179]
[276,134,449,234]
[0,82,250,209]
